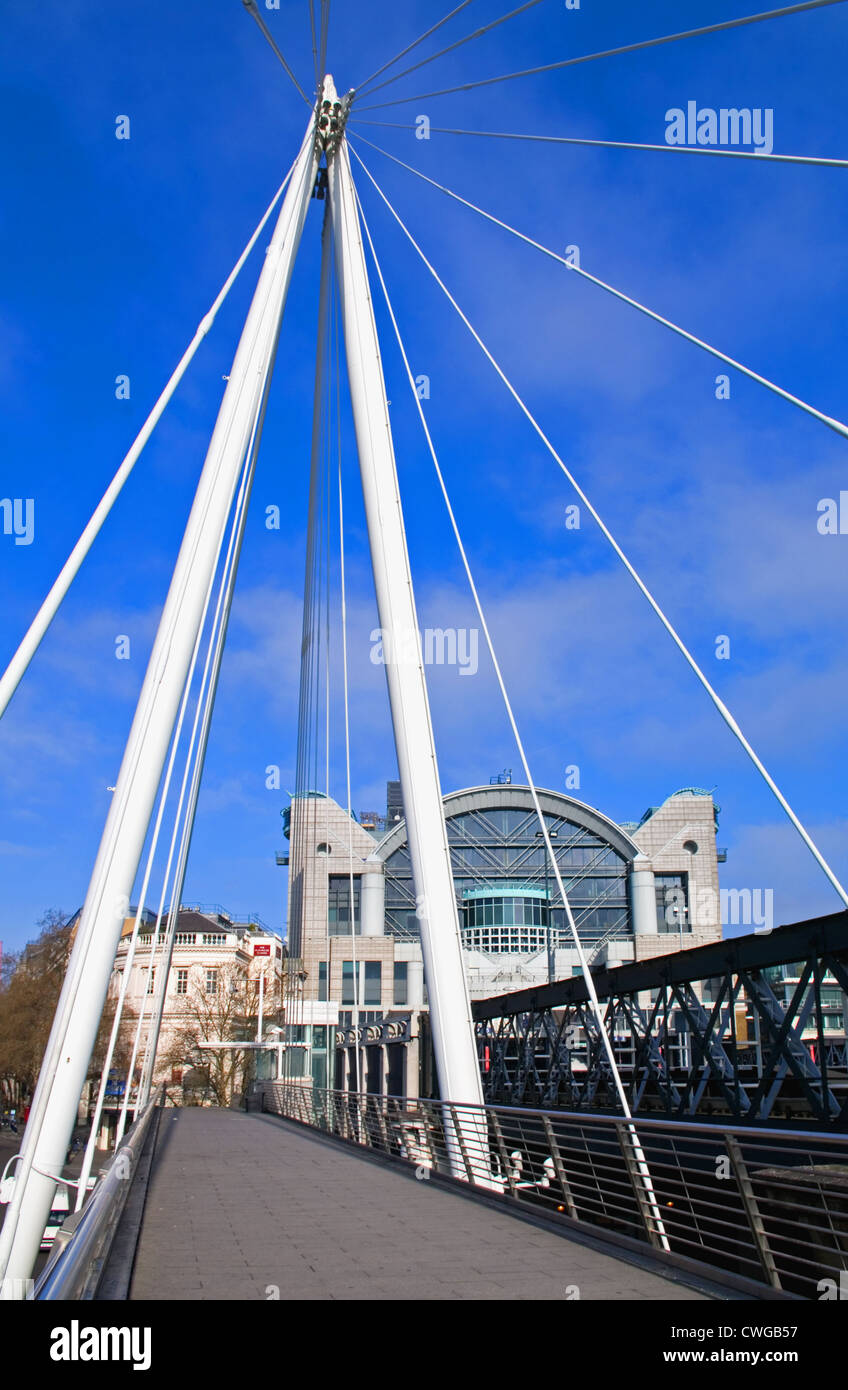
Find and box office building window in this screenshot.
[176,969,188,995]
[328,876,361,936]
[656,873,690,933]
[364,961,381,1006]
[318,961,328,1002]
[341,964,382,1009]
[206,969,218,995]
[393,961,408,1006]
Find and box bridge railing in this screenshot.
[31,1085,164,1301]
[263,1082,848,1300]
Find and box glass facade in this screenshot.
[328,876,361,936]
[382,803,630,948]
[462,891,549,953]
[655,873,691,933]
[393,961,408,1005]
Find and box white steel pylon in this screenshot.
[0,98,323,1292]
[0,75,493,1289]
[325,79,488,1173]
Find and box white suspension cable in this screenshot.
[127,296,280,1127]
[0,167,295,724]
[351,120,848,169]
[353,171,668,1245]
[86,412,259,1171]
[357,0,544,100]
[352,135,848,442]
[242,0,313,107]
[337,380,361,1098]
[76,509,231,1203]
[355,0,848,110]
[2,163,302,1258]
[116,404,259,1140]
[350,145,848,912]
[133,338,275,1122]
[319,0,330,84]
[309,0,320,90]
[355,0,476,95]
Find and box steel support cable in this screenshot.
[132,349,274,1122]
[242,0,313,107]
[319,270,333,1087]
[352,169,668,1245]
[79,419,247,1190]
[353,135,848,442]
[355,0,848,109]
[289,209,334,1080]
[76,463,238,1201]
[0,165,296,724]
[119,371,264,1137]
[0,159,309,1277]
[119,167,309,1122]
[333,284,364,1095]
[351,120,848,169]
[357,0,544,100]
[355,0,476,95]
[309,0,320,90]
[338,380,362,1098]
[319,0,330,83]
[131,232,295,1119]
[350,143,848,911]
[320,274,336,1105]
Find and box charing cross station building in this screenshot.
[281,781,725,1098]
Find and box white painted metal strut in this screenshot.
[325,80,487,1177]
[0,102,323,1293]
[0,170,294,724]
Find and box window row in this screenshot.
[316,960,409,1007]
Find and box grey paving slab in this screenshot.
[128,1108,712,1303]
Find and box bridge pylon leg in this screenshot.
[326,88,489,1182]
[0,100,324,1295]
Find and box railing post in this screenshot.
[448,1104,475,1185]
[542,1115,578,1220]
[615,1122,663,1250]
[490,1112,517,1197]
[421,1101,439,1173]
[374,1096,391,1155]
[724,1134,782,1290]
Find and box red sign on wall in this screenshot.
[253,943,271,957]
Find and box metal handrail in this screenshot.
[263,1083,848,1300]
[32,1085,164,1300]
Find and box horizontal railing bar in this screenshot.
[33,1085,164,1301]
[319,1087,848,1147]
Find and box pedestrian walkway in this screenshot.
[129,1108,714,1301]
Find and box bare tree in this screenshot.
[0,910,136,1109]
[163,962,282,1107]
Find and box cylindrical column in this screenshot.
[360,855,385,936]
[630,854,658,936]
[327,111,484,1135]
[0,108,322,1291]
[407,958,425,1009]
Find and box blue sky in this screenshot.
[1,0,847,953]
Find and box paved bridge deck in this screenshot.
[128,1108,714,1301]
